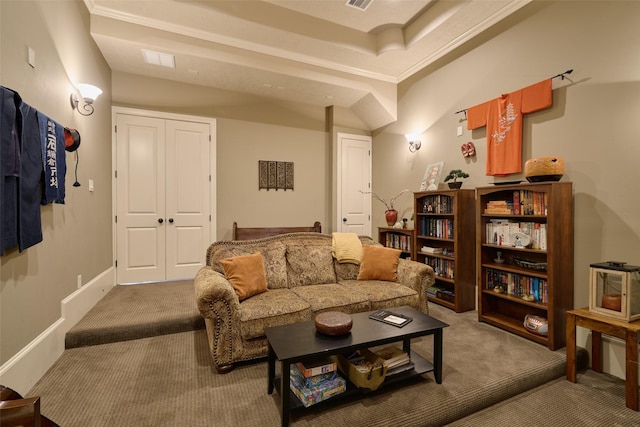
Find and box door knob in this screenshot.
[342,218,347,222]
[158,218,164,224]
[168,218,174,223]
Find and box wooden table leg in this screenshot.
[566,311,577,382]
[434,328,443,384]
[592,331,603,373]
[281,361,291,427]
[626,329,639,411]
[268,344,275,394]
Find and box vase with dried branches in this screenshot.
[361,189,411,226]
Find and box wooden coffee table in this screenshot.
[265,305,448,426]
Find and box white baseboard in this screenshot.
[0,267,115,395]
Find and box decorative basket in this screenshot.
[524,156,564,182]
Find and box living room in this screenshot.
[1,0,639,418]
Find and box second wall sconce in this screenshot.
[405,134,422,152]
[70,83,102,116]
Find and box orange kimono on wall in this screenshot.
[467,79,552,176]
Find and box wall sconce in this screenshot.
[70,83,102,116]
[405,134,422,152]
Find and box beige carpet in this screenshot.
[28,298,583,427]
[64,280,204,348]
[450,369,640,426]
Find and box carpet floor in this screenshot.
[26,281,639,426]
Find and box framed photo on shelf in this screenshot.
[420,161,444,191]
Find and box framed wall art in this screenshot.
[420,161,444,191]
[259,160,294,190]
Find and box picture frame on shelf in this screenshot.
[420,161,444,191]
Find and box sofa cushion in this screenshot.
[338,280,419,311]
[211,242,288,289]
[291,283,370,314]
[220,252,268,301]
[286,241,337,287]
[357,245,401,282]
[238,289,312,340]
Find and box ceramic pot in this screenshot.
[447,182,463,189]
[385,209,398,226]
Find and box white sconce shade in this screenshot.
[76,83,102,103]
[71,83,102,116]
[405,134,422,152]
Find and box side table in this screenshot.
[566,307,640,411]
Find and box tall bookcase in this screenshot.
[476,182,573,350]
[378,227,415,260]
[414,189,476,312]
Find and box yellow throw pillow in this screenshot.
[357,245,401,282]
[220,252,268,301]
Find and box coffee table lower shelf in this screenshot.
[265,306,447,427]
[274,349,434,411]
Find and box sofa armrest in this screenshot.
[396,259,435,314]
[194,266,240,317]
[194,266,242,370]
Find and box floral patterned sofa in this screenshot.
[194,232,435,373]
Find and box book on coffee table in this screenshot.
[373,345,410,369]
[368,309,413,327]
[296,356,337,377]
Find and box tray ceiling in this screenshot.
[86,0,531,129]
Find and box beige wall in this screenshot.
[0,1,113,364]
[373,1,640,377]
[215,118,330,240]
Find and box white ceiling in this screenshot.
[85,0,531,129]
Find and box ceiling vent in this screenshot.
[142,49,176,68]
[346,0,374,11]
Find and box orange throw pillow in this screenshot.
[220,252,268,301]
[357,245,401,282]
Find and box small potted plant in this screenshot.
[443,169,469,189]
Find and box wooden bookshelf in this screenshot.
[476,182,573,350]
[414,189,476,312]
[378,227,415,260]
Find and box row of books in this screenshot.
[484,190,548,216]
[420,195,454,214]
[419,218,454,239]
[485,219,547,250]
[486,267,548,303]
[513,189,547,215]
[425,256,455,279]
[385,233,411,252]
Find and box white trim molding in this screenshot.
[0,268,115,394]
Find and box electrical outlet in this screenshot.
[77,274,83,289]
[89,179,94,192]
[457,126,463,137]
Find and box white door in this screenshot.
[115,114,211,284]
[337,133,371,235]
[165,120,211,280]
[116,115,166,284]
